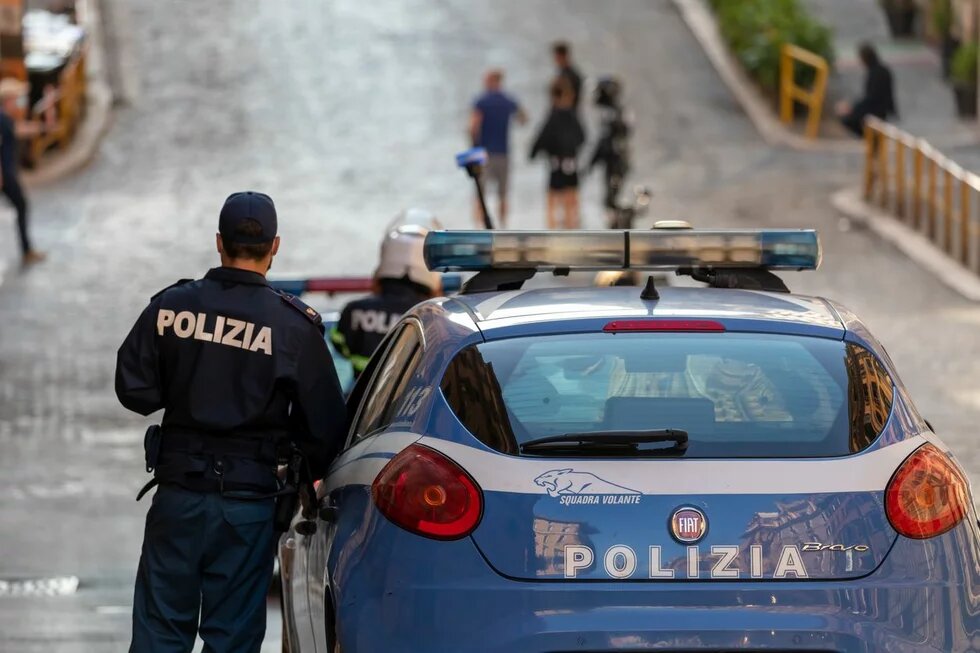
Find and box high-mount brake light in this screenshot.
[372,444,483,540]
[423,229,820,272]
[885,444,969,539]
[603,319,726,332]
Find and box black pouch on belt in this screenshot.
[143,425,162,473]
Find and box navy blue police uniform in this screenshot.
[329,278,430,377]
[115,192,347,653]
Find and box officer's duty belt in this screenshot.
[137,430,283,500]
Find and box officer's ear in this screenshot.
[270,236,280,257]
[216,233,225,256]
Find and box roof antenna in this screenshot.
[640,275,659,300]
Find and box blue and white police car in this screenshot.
[279,228,980,653]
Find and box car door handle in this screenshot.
[319,498,339,523]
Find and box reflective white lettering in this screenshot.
[710,545,740,579]
[774,545,808,579]
[173,311,195,338]
[603,545,637,579]
[156,312,271,355]
[242,322,254,350]
[351,309,399,334]
[221,319,246,347]
[687,546,699,579]
[156,309,176,336]
[564,545,594,579]
[750,544,763,578]
[648,546,674,579]
[249,326,273,356]
[193,312,213,342]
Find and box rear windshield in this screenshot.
[441,333,894,458]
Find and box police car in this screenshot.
[279,228,980,653]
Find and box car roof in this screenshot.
[445,286,843,333]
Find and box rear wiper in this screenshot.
[519,429,689,457]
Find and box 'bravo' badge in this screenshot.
[670,506,707,544]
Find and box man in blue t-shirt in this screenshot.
[469,69,526,227]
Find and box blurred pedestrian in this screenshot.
[470,69,527,228]
[589,76,632,222]
[116,191,347,652]
[553,41,583,111]
[836,43,898,137]
[0,78,43,265]
[530,80,586,229]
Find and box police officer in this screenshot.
[115,191,347,652]
[330,210,441,377]
[588,77,632,221]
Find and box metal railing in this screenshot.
[863,116,980,275]
[779,43,829,140]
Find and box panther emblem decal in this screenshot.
[533,469,641,498]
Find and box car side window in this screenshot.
[351,323,423,444]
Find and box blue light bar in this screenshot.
[423,230,820,271]
[270,274,463,295]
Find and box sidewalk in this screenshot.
[0,0,113,286]
[804,0,979,150]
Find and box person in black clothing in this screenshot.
[0,79,43,265]
[589,76,632,222]
[116,191,347,652]
[530,80,586,229]
[331,212,441,378]
[553,41,583,111]
[836,43,898,137]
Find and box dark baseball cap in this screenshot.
[219,191,278,244]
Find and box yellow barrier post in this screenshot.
[960,180,971,266]
[878,134,889,208]
[927,156,938,240]
[912,147,923,229]
[895,140,906,218]
[863,122,876,200]
[780,46,793,127]
[779,44,829,140]
[944,168,955,254]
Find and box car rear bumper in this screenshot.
[334,521,980,653]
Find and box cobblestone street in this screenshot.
[0,0,978,650]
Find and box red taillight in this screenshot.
[603,319,726,333]
[885,444,969,539]
[372,444,482,540]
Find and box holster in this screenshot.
[273,447,309,533]
[144,424,162,473]
[274,491,300,533]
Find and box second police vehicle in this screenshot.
[280,227,980,652]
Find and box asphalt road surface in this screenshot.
[0,1,977,651]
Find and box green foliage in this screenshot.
[951,41,978,86]
[709,0,835,92]
[931,0,952,36]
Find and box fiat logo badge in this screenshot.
[670,506,707,544]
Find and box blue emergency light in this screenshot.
[456,147,488,169]
[270,274,463,296]
[423,229,821,272]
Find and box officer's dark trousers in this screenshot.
[130,485,276,653]
[3,175,30,254]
